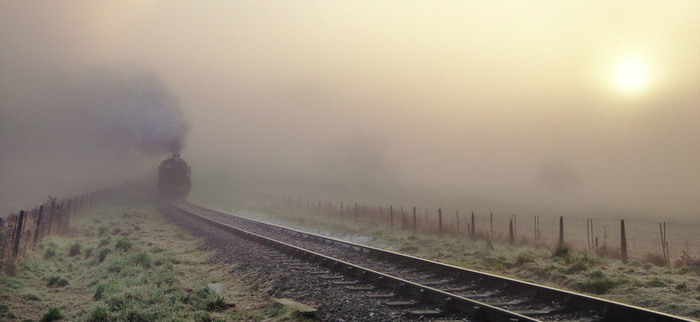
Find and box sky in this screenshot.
[1,1,698,220]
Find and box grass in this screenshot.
[39,306,63,322]
[219,203,700,320]
[0,203,281,321]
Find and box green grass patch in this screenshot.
[115,237,132,252]
[39,306,64,322]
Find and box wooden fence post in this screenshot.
[33,205,44,244]
[354,203,358,223]
[456,211,460,231]
[559,216,564,245]
[620,219,628,264]
[412,207,417,234]
[390,205,393,230]
[508,219,514,244]
[12,211,26,258]
[438,208,442,235]
[490,212,493,240]
[471,211,476,240]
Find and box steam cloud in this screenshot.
[82,70,189,156]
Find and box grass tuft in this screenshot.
[39,306,64,322]
[46,276,69,287]
[68,242,81,257]
[43,248,57,260]
[115,237,132,252]
[552,243,569,258]
[88,305,110,322]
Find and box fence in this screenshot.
[0,190,107,275]
[267,195,700,267]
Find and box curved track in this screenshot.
[168,203,694,322]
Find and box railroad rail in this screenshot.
[167,203,694,322]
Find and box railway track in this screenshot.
[167,202,694,322]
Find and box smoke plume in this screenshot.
[81,70,189,155]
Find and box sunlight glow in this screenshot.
[613,58,649,94]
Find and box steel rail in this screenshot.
[173,203,695,322]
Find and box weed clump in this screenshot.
[39,306,63,322]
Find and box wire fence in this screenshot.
[268,195,700,267]
[0,190,108,275]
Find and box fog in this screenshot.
[1,1,698,221]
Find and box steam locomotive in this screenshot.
[158,154,191,201]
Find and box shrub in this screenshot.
[98,226,109,237]
[115,237,132,252]
[39,306,64,322]
[112,228,122,236]
[69,242,81,257]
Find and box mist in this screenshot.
[1,1,698,221]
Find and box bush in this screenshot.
[39,306,64,322]
[98,226,109,237]
[69,242,81,257]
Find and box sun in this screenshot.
[612,58,649,94]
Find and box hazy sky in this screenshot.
[1,1,698,219]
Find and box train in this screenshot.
[158,153,191,201]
